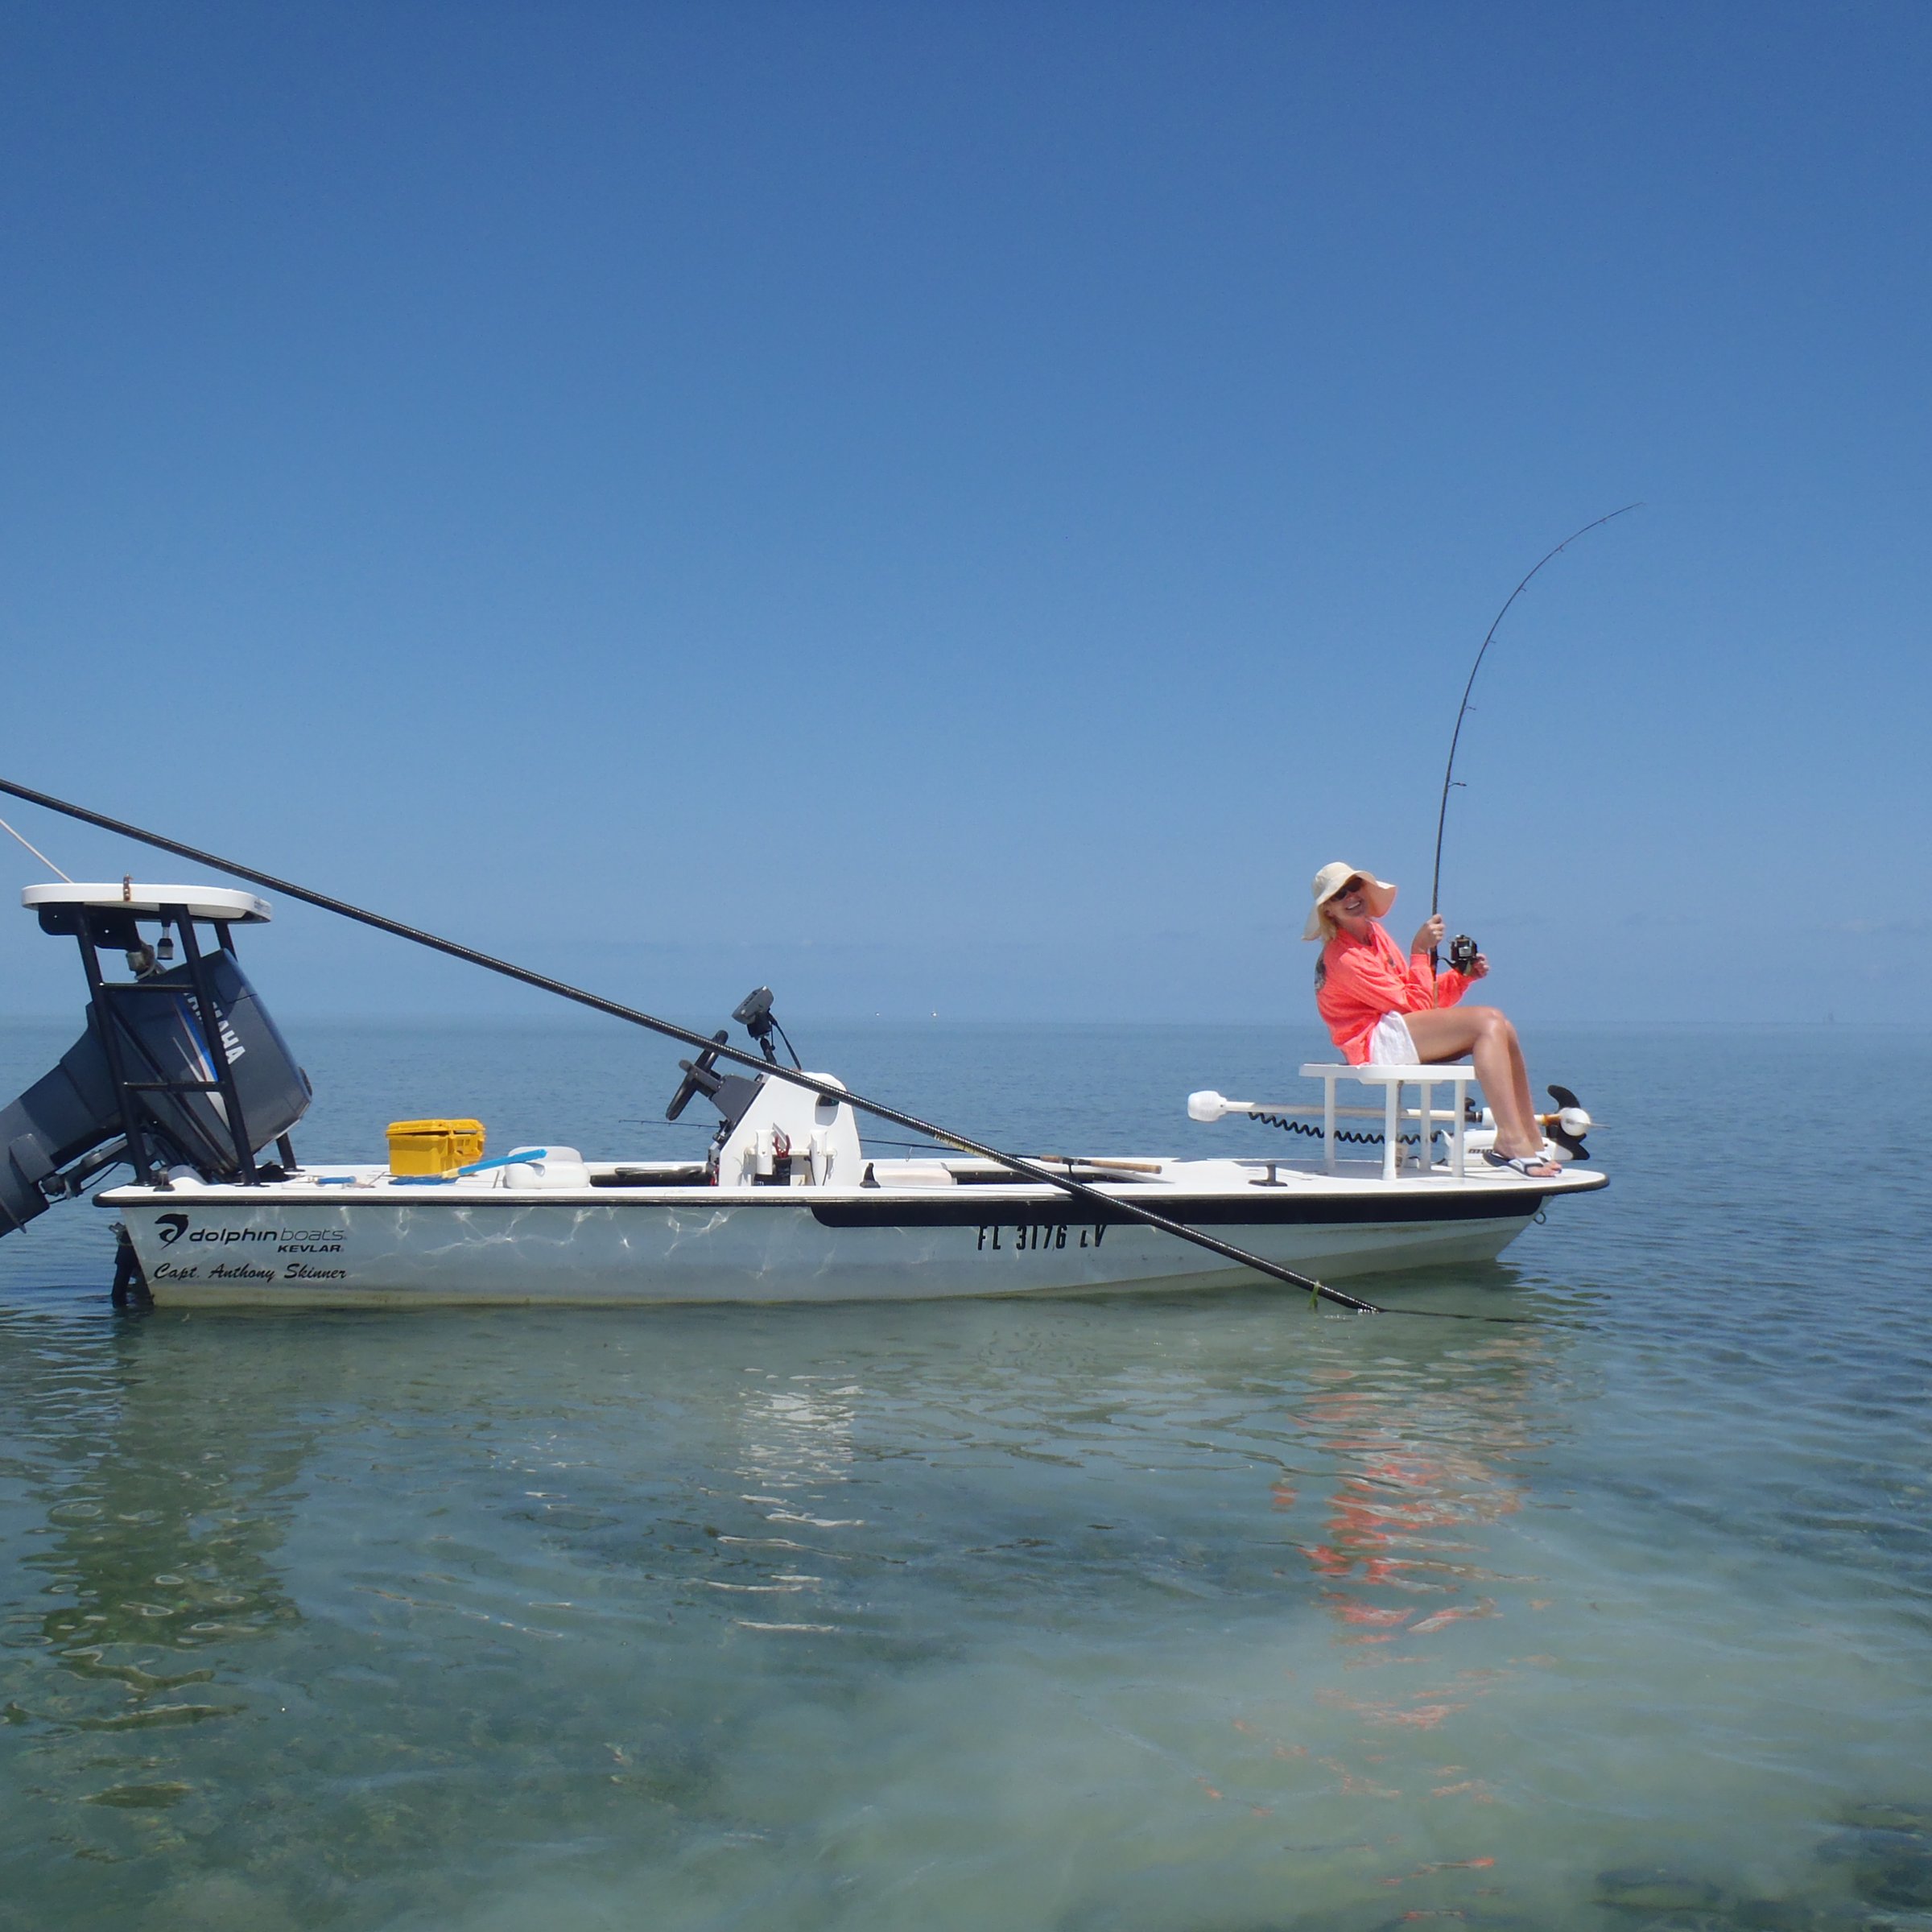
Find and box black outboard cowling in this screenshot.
[0,1019,122,1233]
[0,884,311,1236]
[96,950,310,1179]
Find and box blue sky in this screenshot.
[2,2,1926,1025]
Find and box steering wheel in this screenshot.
[665,1030,731,1121]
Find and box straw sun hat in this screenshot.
[1302,863,1397,942]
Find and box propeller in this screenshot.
[1542,1084,1593,1161]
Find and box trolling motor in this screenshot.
[1543,1085,1592,1161]
[1458,1085,1596,1161]
[1191,1077,1596,1165]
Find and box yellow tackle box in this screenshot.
[386,1119,485,1177]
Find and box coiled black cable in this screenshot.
[1253,1113,1447,1149]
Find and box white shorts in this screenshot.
[1364,1013,1418,1066]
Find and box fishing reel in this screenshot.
[1447,933,1480,975]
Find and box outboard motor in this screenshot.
[0,883,311,1236]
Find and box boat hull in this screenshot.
[102,1177,1571,1307]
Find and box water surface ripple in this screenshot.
[1,1019,1928,1930]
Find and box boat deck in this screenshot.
[106,1152,1608,1207]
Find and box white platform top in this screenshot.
[1298,1062,1476,1084]
[23,881,272,923]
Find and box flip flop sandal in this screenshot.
[1483,1149,1560,1179]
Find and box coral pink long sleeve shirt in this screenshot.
[1315,920,1470,1064]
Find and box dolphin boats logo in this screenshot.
[151,1216,279,1247]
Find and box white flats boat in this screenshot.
[0,882,1604,1309]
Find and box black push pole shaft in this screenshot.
[0,777,1379,1314]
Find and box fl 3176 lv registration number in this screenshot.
[976,1223,1108,1253]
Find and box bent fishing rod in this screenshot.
[0,775,1385,1315]
[1429,504,1642,946]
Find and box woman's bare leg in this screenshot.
[1401,1007,1554,1167]
[1504,1028,1538,1143]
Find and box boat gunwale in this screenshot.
[97,1164,1606,1208]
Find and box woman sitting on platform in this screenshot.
[1305,861,1558,1178]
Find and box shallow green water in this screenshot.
[2,1018,1929,1930]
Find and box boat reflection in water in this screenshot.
[1276,1320,1563,1822]
[0,1277,1595,1928]
[9,1319,308,1662]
